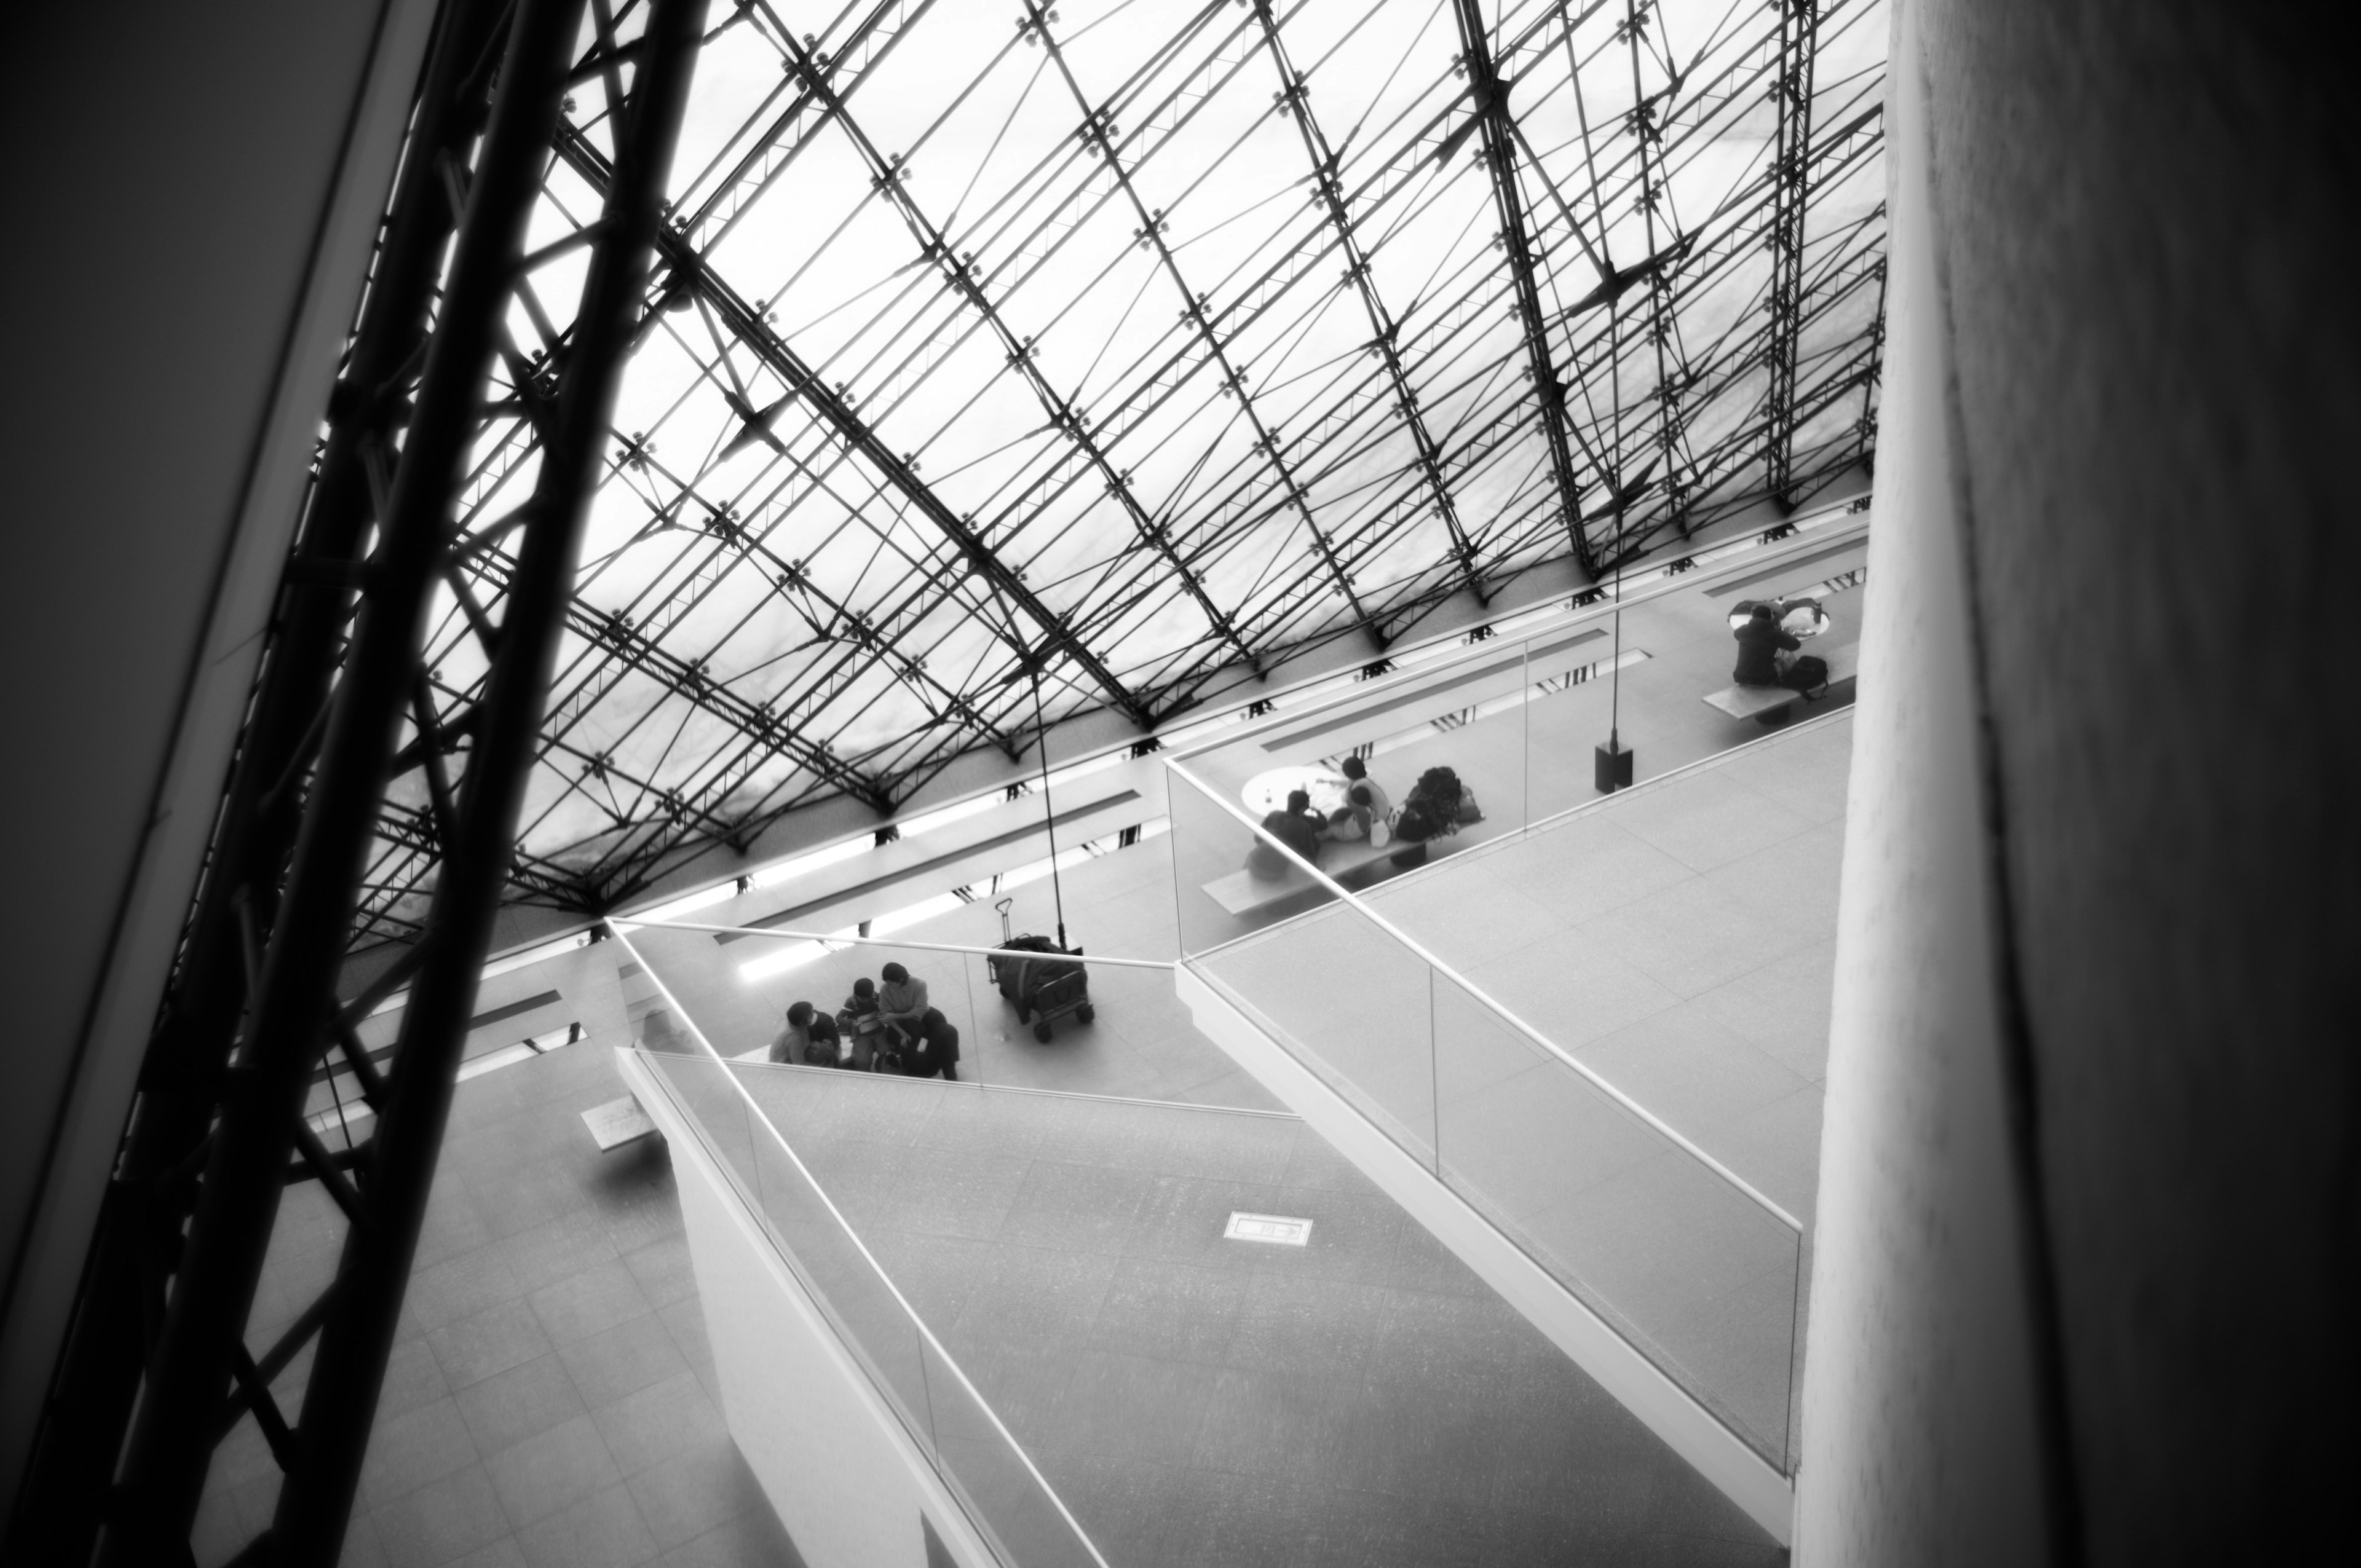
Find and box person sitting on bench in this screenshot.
[1339,755,1390,819]
[903,1006,961,1081]
[875,961,930,1049]
[1325,782,1377,843]
[769,1001,842,1067]
[1732,602,1803,687]
[838,979,882,1070]
[1248,788,1326,877]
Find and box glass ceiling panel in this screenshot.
[360,0,1886,940]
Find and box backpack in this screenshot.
[1407,766,1461,814]
[1781,655,1830,696]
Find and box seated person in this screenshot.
[1324,782,1377,843]
[1732,602,1803,687]
[769,1001,842,1067]
[903,1006,961,1081]
[1339,755,1390,821]
[837,978,882,1070]
[874,961,930,1047]
[1247,787,1326,878]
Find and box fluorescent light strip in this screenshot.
[734,819,1169,984]
[366,931,595,1018]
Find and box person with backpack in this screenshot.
[769,1000,842,1067]
[903,1007,961,1080]
[1732,602,1803,687]
[1325,782,1378,843]
[1247,787,1325,877]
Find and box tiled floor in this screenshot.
[692,1065,1784,1567]
[195,1036,803,1568]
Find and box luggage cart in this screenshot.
[987,898,1094,1042]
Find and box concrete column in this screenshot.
[1795,4,2056,1558]
[1803,1,2359,1561]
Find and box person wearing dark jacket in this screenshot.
[1248,788,1325,877]
[1732,603,1802,685]
[904,1007,961,1080]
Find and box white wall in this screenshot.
[617,1051,996,1568]
[1790,5,2052,1561]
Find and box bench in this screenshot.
[1201,835,1415,918]
[581,1093,658,1152]
[1703,641,1861,723]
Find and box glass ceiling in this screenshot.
[362,0,1887,940]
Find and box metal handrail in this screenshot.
[605,918,1115,1568]
[614,916,1177,969]
[1165,758,1805,1235]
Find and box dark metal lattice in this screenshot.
[326,0,1886,937]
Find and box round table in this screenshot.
[1728,599,1832,639]
[1241,763,1353,817]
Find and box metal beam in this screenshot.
[1024,2,1385,644]
[1448,0,1596,576]
[3,2,516,1551]
[548,123,1157,730]
[763,28,1260,673]
[1250,0,1489,605]
[90,4,710,1561]
[1763,0,1821,505]
[275,11,708,1554]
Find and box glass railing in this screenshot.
[1165,761,1805,1473]
[606,921,1113,1568]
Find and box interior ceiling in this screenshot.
[360,0,1888,939]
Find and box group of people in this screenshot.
[1250,755,1479,878]
[766,960,960,1079]
[1251,755,1391,875]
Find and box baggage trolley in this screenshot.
[987,898,1094,1042]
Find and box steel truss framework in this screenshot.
[323,0,1888,937]
[14,1,710,1562]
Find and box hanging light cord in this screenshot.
[1029,663,1068,948]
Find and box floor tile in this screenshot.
[428,1298,555,1392]
[560,1308,692,1412]
[590,1369,728,1479]
[515,1479,662,1568]
[1085,1253,1251,1365]
[625,1441,769,1552]
[406,1243,527,1335]
[1043,1350,1220,1468]
[484,1412,622,1530]
[368,1461,507,1568]
[503,1203,624,1296]
[358,1395,478,1511]
[529,1259,655,1349]
[455,1350,587,1458]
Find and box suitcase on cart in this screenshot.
[987,900,1094,1042]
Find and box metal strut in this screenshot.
[1447,0,1596,577]
[87,3,710,1564]
[1250,0,1489,607]
[1763,0,1821,506]
[1024,2,1386,647]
